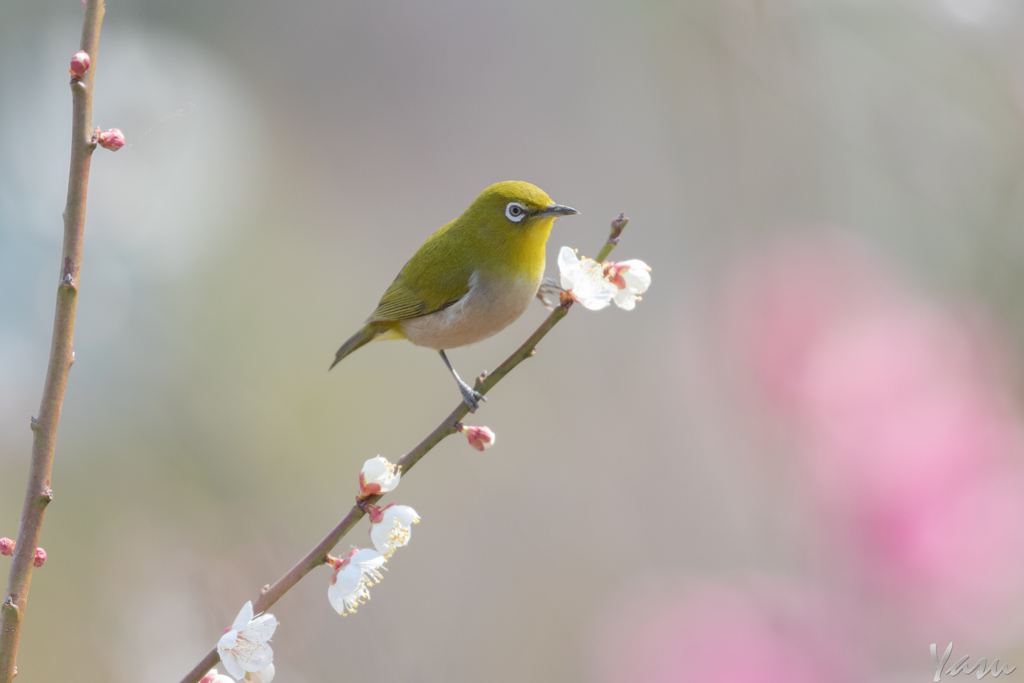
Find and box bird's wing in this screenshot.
[368,218,476,322]
[368,266,471,322]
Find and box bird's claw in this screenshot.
[459,384,486,413]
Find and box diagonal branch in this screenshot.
[177,216,628,683]
[0,2,106,680]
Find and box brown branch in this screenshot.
[0,2,106,680]
[177,218,627,683]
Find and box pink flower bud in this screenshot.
[461,425,495,451]
[97,128,125,151]
[0,538,14,556]
[33,547,46,568]
[69,51,90,77]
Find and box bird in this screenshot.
[330,180,579,412]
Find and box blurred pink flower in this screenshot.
[726,237,886,410]
[728,238,1024,640]
[594,581,862,683]
[795,306,1024,635]
[796,306,1018,509]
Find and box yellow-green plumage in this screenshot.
[330,181,577,409]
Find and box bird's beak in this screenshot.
[537,203,579,217]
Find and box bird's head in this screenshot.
[464,181,578,258]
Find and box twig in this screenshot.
[0,2,105,680]
[176,217,627,683]
[595,212,628,263]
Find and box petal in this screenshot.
[620,261,651,293]
[244,613,277,640]
[338,564,363,591]
[327,581,347,614]
[247,663,275,683]
[361,456,387,482]
[242,644,273,673]
[351,548,385,568]
[218,650,245,680]
[370,522,390,555]
[390,505,420,527]
[378,470,401,492]
[217,630,239,652]
[575,279,616,310]
[613,287,637,310]
[557,246,579,271]
[557,247,581,290]
[231,602,254,631]
[328,566,368,615]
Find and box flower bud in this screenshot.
[33,547,46,568]
[460,425,495,451]
[97,128,125,151]
[358,456,401,499]
[199,669,234,683]
[0,538,14,556]
[69,51,90,77]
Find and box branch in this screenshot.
[0,2,105,680]
[177,217,628,683]
[595,212,628,263]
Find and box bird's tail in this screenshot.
[330,322,396,370]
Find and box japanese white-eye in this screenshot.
[330,180,578,411]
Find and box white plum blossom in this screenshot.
[217,601,277,680]
[327,548,387,615]
[244,663,275,682]
[557,247,617,310]
[359,455,402,498]
[368,504,420,558]
[604,259,651,310]
[199,670,234,683]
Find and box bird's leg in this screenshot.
[439,350,487,413]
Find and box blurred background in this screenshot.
[3,0,1024,681]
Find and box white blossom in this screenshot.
[327,548,387,616]
[605,259,651,310]
[359,455,402,498]
[369,504,420,559]
[217,601,277,680]
[557,247,617,310]
[244,663,275,682]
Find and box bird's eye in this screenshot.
[505,202,526,222]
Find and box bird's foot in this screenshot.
[535,277,564,311]
[458,381,487,413]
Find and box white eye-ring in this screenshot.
[505,202,526,222]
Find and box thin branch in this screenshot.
[0,2,105,680]
[177,218,627,683]
[595,212,628,263]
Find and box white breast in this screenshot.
[400,271,540,350]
